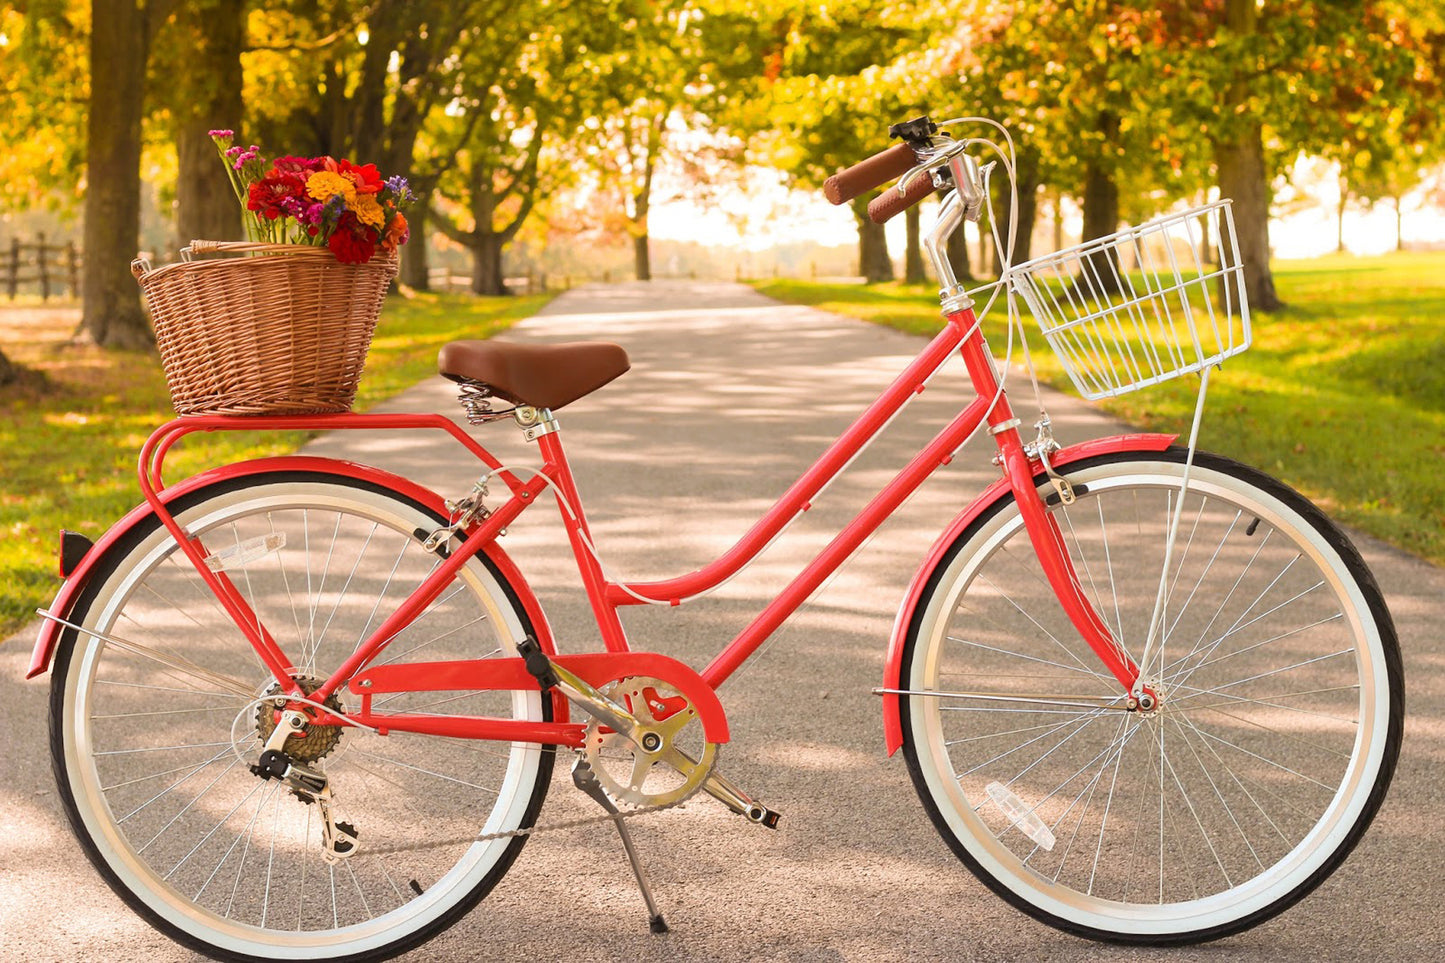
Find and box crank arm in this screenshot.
[698,765,782,829]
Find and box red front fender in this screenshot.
[880,433,1175,755]
[26,457,561,723]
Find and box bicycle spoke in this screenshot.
[310,520,382,674]
[946,633,1122,687]
[347,748,499,795]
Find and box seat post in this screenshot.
[519,407,633,653]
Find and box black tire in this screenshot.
[899,448,1403,944]
[50,471,554,962]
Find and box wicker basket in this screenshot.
[1007,201,1250,400]
[132,240,397,416]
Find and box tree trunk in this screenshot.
[992,151,1040,269]
[83,0,154,349]
[0,347,16,387]
[173,0,244,251]
[1012,147,1041,264]
[466,163,508,296]
[1216,0,1282,311]
[853,199,893,283]
[1336,176,1347,254]
[1081,162,1120,240]
[1081,155,1121,292]
[1214,122,1282,311]
[1395,193,1403,252]
[471,234,506,296]
[904,206,926,283]
[632,233,652,281]
[946,217,972,283]
[401,204,430,290]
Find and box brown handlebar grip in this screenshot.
[823,143,918,205]
[867,174,938,224]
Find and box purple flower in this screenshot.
[225,146,244,158]
[233,148,259,171]
[208,129,234,139]
[384,175,414,203]
[303,202,325,225]
[279,197,307,218]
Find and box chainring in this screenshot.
[582,675,718,808]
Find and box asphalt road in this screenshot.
[3,280,1440,961]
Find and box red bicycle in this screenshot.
[29,119,1402,961]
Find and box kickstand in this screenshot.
[571,755,670,934]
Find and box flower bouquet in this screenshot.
[130,133,416,416]
[212,131,413,264]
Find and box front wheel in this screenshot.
[50,471,554,962]
[899,449,1402,944]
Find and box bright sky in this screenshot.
[647,154,1445,260]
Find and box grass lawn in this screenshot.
[0,291,549,639]
[755,251,1445,565]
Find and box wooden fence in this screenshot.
[1,234,81,300]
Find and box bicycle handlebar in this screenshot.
[823,143,917,205]
[867,173,937,224]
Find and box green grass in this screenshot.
[0,291,550,639]
[755,252,1445,564]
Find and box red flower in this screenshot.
[246,167,308,219]
[337,159,383,194]
[272,155,325,173]
[327,212,378,264]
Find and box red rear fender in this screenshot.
[27,457,560,727]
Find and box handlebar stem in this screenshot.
[924,190,973,315]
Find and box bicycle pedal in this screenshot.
[750,805,783,830]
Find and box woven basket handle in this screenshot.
[182,240,329,260]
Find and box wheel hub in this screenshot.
[255,676,344,764]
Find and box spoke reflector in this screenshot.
[206,533,286,572]
[986,781,1056,850]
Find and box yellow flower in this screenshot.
[306,171,357,206]
[353,192,385,229]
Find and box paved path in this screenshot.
[3,281,1441,961]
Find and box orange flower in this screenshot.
[383,211,409,250]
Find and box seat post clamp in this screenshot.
[515,406,560,442]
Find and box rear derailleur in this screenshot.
[249,707,358,863]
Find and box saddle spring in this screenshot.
[456,379,513,425]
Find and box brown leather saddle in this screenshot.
[437,340,630,411]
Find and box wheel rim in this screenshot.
[60,481,547,958]
[906,458,1393,936]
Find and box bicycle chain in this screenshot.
[361,758,695,857]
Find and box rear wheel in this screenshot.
[51,472,553,961]
[900,449,1402,943]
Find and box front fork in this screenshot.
[957,321,1143,699]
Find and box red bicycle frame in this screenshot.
[45,303,1140,747]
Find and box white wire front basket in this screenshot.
[1006,200,1251,400]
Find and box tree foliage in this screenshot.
[0,3,88,214]
[748,1,930,282]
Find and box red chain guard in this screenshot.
[349,651,730,743]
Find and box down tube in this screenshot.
[701,392,994,689]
